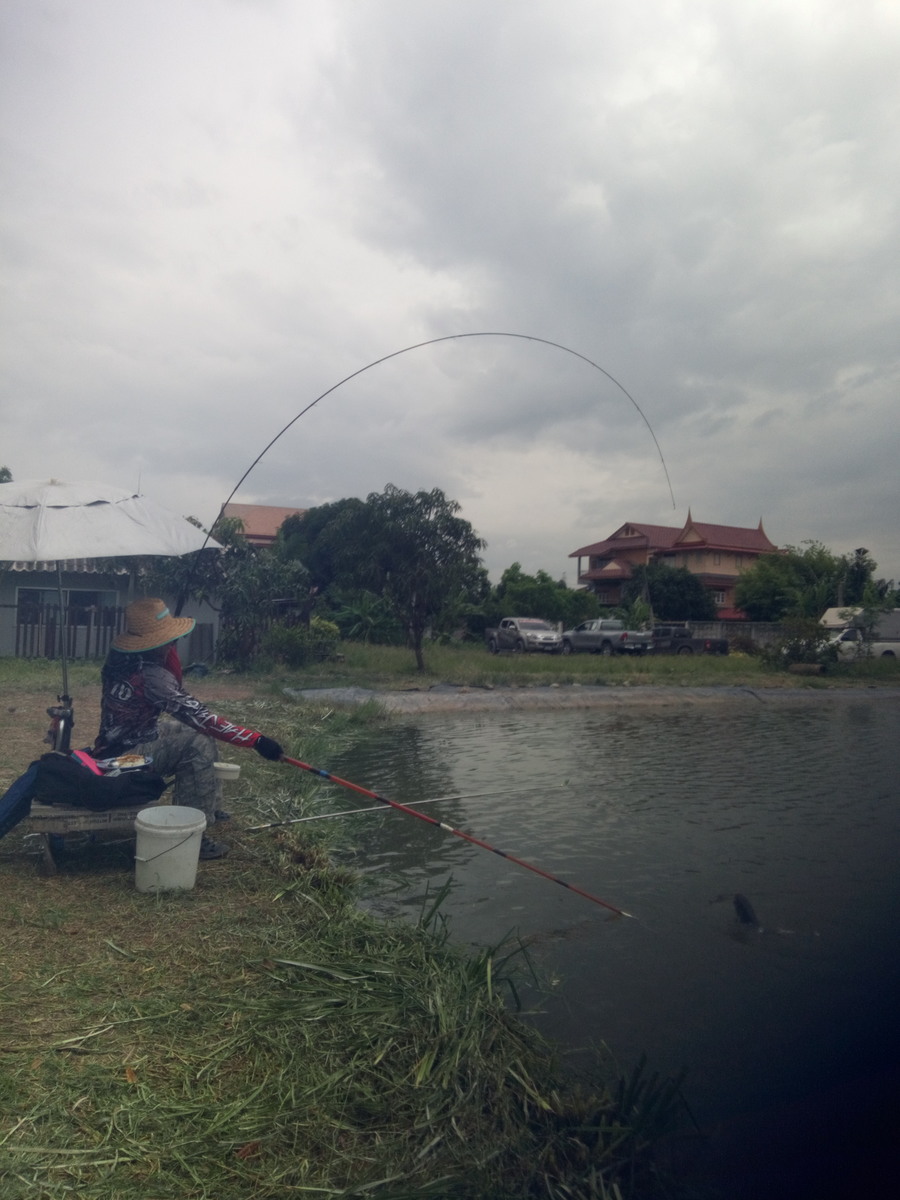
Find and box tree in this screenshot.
[330,588,406,644]
[485,563,601,628]
[842,548,877,605]
[142,515,310,668]
[347,485,487,671]
[278,498,367,624]
[734,541,870,622]
[0,466,12,483]
[622,563,716,622]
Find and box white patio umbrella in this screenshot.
[0,479,220,749]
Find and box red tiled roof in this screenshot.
[570,523,681,558]
[675,519,777,553]
[572,518,778,559]
[222,503,306,546]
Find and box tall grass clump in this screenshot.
[0,871,689,1199]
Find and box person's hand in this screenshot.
[255,735,284,761]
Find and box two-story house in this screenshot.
[570,513,779,617]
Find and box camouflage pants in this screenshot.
[134,719,224,828]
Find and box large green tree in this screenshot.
[279,499,366,595]
[358,485,487,670]
[622,563,716,622]
[733,541,877,622]
[278,499,366,626]
[282,485,487,670]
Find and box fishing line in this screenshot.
[247,783,574,830]
[278,754,634,919]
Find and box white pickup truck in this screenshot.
[829,610,900,659]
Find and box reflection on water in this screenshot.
[328,695,900,1196]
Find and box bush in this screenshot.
[728,634,760,656]
[261,618,341,667]
[764,617,838,669]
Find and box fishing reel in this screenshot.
[45,701,74,752]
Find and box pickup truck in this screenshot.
[560,618,652,656]
[486,618,563,654]
[828,623,899,660]
[650,624,729,655]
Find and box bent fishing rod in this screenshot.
[176,331,675,612]
[278,754,634,920]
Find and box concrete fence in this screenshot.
[689,621,783,647]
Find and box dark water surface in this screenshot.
[328,694,900,1197]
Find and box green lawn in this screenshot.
[255,637,900,694]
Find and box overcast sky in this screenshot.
[2,0,898,583]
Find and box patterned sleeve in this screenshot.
[143,663,263,749]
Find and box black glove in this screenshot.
[255,735,284,761]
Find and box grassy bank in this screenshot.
[1,663,696,1200]
[250,639,900,694]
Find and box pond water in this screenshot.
[327,693,900,1198]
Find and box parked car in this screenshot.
[561,619,652,655]
[485,617,563,654]
[650,624,729,655]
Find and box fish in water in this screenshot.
[733,893,762,930]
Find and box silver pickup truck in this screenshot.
[561,618,652,655]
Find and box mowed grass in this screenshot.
[250,637,900,702]
[1,666,693,1200]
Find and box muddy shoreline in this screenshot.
[286,682,900,713]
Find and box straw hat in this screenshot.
[113,598,195,653]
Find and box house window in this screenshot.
[713,590,727,606]
[735,554,743,567]
[714,553,721,566]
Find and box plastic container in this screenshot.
[134,805,207,893]
[212,762,241,782]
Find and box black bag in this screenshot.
[34,753,170,812]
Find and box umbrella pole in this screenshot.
[53,562,73,752]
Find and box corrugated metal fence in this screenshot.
[10,602,125,661]
[4,602,216,664]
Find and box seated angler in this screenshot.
[92,598,284,860]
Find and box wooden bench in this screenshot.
[26,800,163,874]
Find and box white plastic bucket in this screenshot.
[134,805,207,893]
